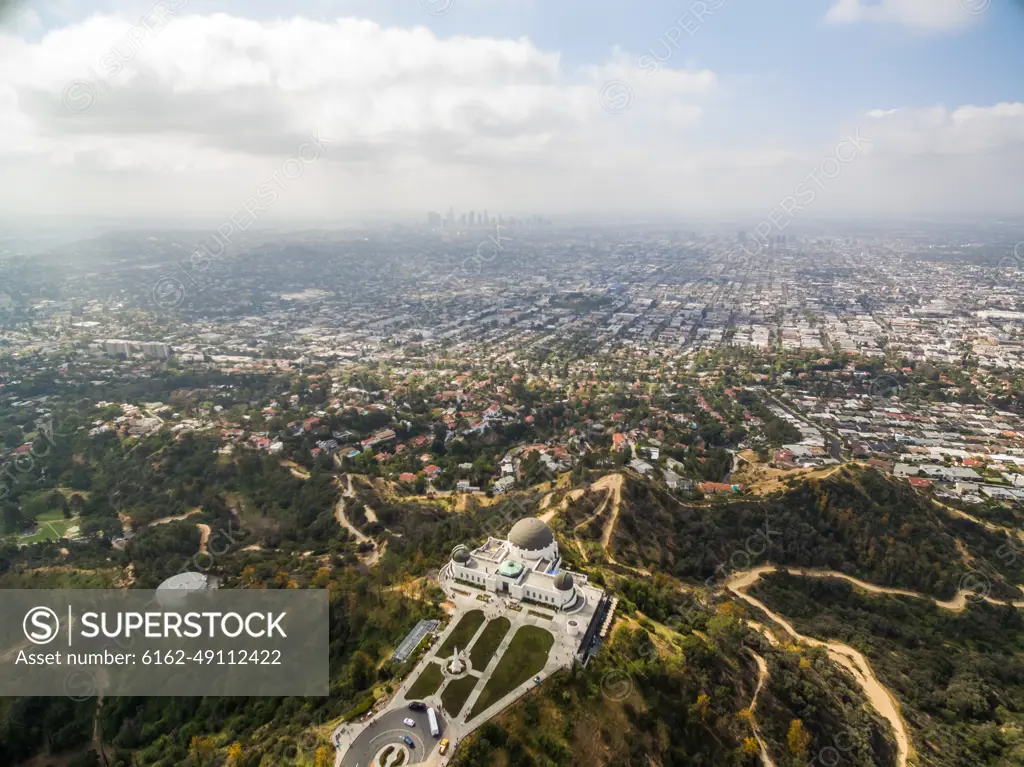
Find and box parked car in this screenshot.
[403,718,416,727]
[408,701,427,711]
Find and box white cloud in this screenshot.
[0,13,715,166]
[0,10,1021,219]
[864,102,1024,154]
[825,0,985,30]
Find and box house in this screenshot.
[493,476,516,494]
[362,429,396,449]
[919,465,981,481]
[866,458,893,473]
[774,448,795,464]
[399,472,417,483]
[908,477,932,488]
[424,464,442,478]
[663,469,691,491]
[629,459,654,475]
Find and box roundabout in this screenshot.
[341,707,448,767]
[372,742,411,766]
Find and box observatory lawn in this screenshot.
[467,625,554,719]
[468,617,511,670]
[440,674,479,717]
[438,609,485,657]
[405,662,444,700]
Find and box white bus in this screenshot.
[427,707,440,738]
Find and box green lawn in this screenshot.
[467,625,554,720]
[405,663,445,700]
[440,674,479,717]
[437,609,485,657]
[19,507,80,544]
[468,617,511,670]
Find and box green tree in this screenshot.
[3,427,22,448]
[787,719,811,758]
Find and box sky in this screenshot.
[1,0,1023,223]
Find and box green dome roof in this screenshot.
[499,560,524,578]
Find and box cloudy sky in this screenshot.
[1,0,1023,223]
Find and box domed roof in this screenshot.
[452,545,471,564]
[553,571,575,591]
[157,572,211,591]
[508,517,554,551]
[499,560,524,578]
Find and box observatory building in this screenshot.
[155,571,216,607]
[448,517,590,611]
[157,572,214,591]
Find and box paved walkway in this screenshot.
[335,573,580,767]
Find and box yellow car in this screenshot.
[439,738,450,755]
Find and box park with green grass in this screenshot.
[19,507,80,544]
[440,674,479,717]
[405,662,444,700]
[468,616,511,670]
[438,609,485,657]
[467,625,554,720]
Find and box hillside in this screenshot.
[452,575,897,767]
[596,466,1024,601]
[749,572,1024,767]
[3,460,1022,767]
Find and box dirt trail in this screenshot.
[730,565,1024,612]
[728,566,958,767]
[539,488,585,523]
[333,475,381,566]
[114,563,135,588]
[567,473,648,575]
[727,561,1024,765]
[149,508,201,526]
[92,695,109,764]
[572,490,613,562]
[746,650,777,767]
[196,523,211,555]
[932,496,1024,546]
[281,460,310,480]
[597,473,625,552]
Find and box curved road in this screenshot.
[336,704,447,767]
